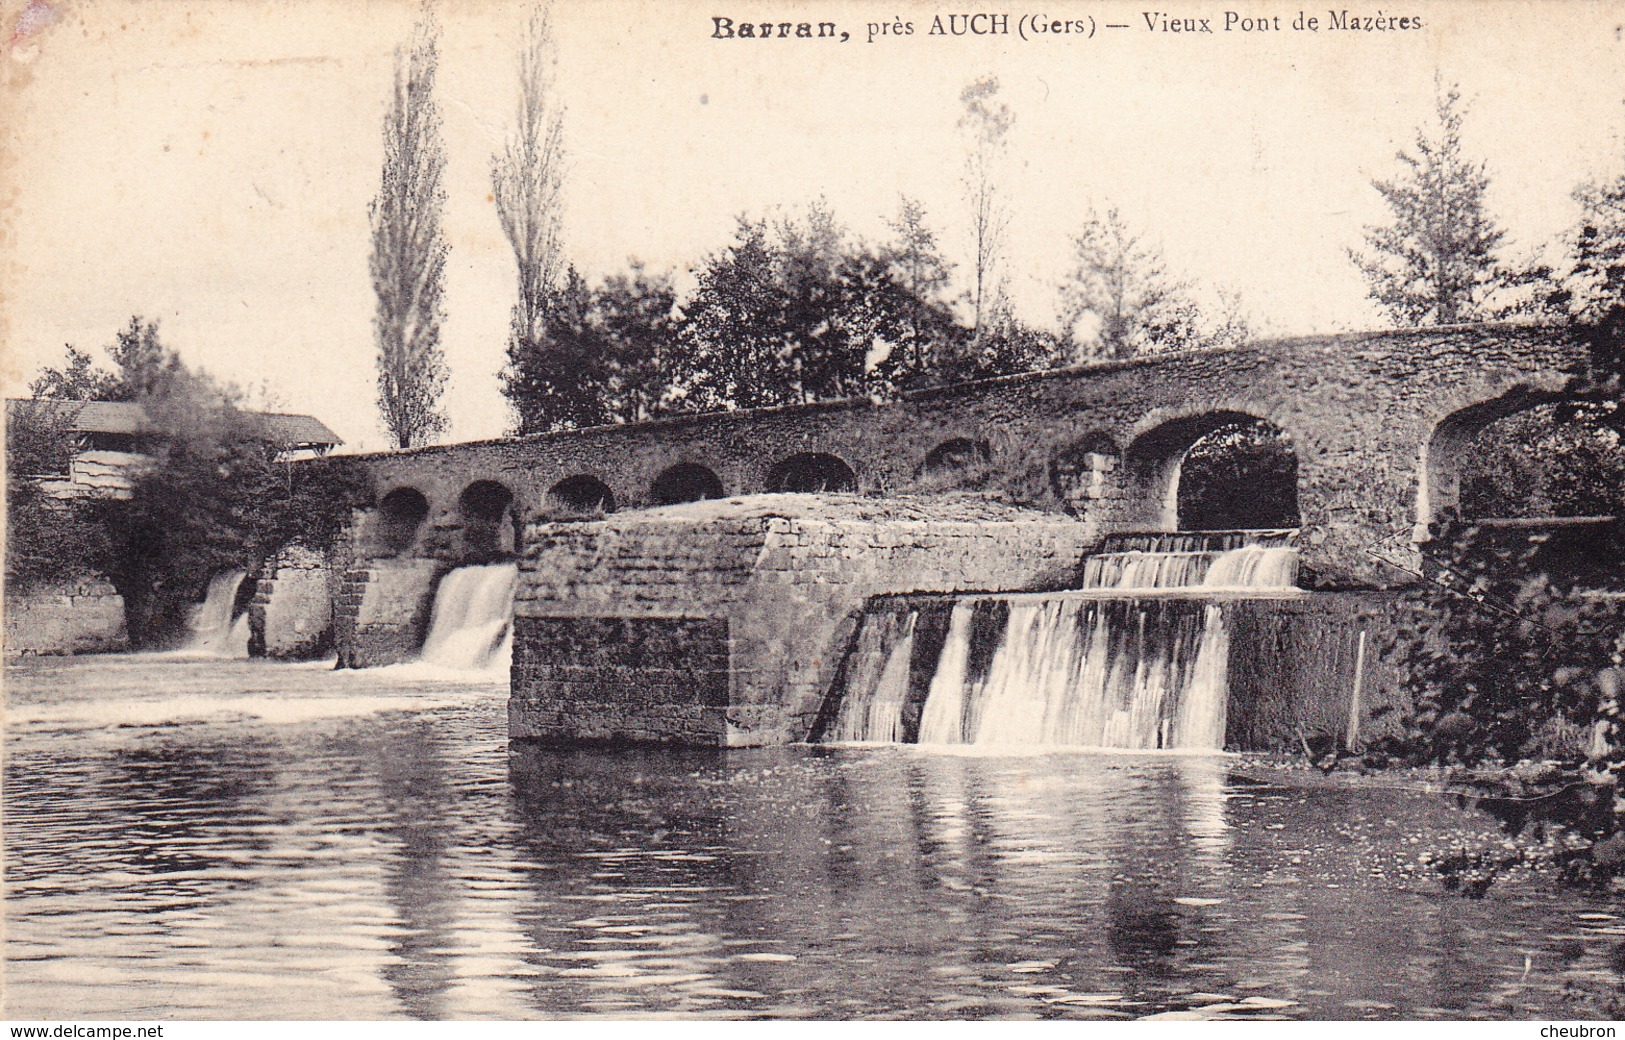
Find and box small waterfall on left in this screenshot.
[185,570,250,658]
[417,562,520,673]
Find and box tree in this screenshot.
[1549,169,1625,409]
[370,9,449,449]
[1057,206,1253,359]
[880,196,960,382]
[1384,519,1624,890]
[1350,81,1513,327]
[494,3,569,432]
[958,76,1014,345]
[669,204,956,411]
[584,263,680,424]
[28,345,117,401]
[28,317,179,402]
[4,400,108,590]
[505,263,678,434]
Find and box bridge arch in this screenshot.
[458,479,518,559]
[543,475,617,519]
[917,437,992,489]
[766,452,857,494]
[1419,392,1620,533]
[1124,410,1300,531]
[370,487,429,557]
[651,462,726,506]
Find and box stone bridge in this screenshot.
[249,322,1594,745]
[339,323,1588,587]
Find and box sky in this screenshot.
[4,0,1625,452]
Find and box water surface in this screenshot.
[6,655,1624,1020]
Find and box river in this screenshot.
[5,655,1623,1020]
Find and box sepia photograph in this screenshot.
[2,0,1624,1023]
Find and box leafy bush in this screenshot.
[15,320,369,647]
[4,401,112,591]
[1384,519,1624,888]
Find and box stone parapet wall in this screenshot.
[4,576,128,656]
[249,544,334,659]
[511,494,1103,746]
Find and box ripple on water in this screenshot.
[6,655,1625,1019]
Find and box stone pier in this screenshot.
[248,544,334,659]
[333,558,446,669]
[509,494,1103,746]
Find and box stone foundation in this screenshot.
[510,494,1104,746]
[4,576,128,655]
[509,616,731,744]
[334,558,446,668]
[249,544,334,659]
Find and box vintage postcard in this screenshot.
[3,0,1623,1025]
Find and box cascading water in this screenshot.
[1080,530,1299,592]
[417,562,519,673]
[184,570,250,658]
[823,531,1297,751]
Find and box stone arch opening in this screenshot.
[458,480,518,560]
[543,475,617,519]
[1049,432,1120,516]
[917,437,992,490]
[766,452,857,494]
[1437,399,1623,525]
[651,462,725,506]
[1417,391,1561,536]
[373,487,429,557]
[1126,412,1299,531]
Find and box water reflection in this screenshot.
[5,656,1624,1019]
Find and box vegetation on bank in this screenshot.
[5,319,367,648]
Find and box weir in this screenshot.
[819,532,1304,750]
[417,562,519,673]
[185,570,251,658]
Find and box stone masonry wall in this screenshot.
[509,617,731,744]
[249,544,334,659]
[4,576,129,655]
[339,324,1586,589]
[511,495,1104,746]
[334,558,446,668]
[1223,592,1408,751]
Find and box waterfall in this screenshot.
[1081,530,1299,592]
[935,598,1227,749]
[915,603,975,744]
[824,530,1299,751]
[418,563,519,672]
[185,570,250,658]
[829,612,917,742]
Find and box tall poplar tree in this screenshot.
[494,2,569,433]
[1350,81,1511,327]
[958,76,1014,345]
[370,9,449,449]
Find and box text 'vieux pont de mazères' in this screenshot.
[710,9,1423,44]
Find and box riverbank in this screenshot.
[1231,751,1625,896]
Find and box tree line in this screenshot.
[372,12,1269,445]
[363,11,1625,449]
